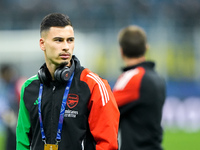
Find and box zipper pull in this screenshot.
[52,86,56,92]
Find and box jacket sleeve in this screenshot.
[112,67,145,115]
[113,67,145,106]
[16,83,31,150]
[82,70,120,150]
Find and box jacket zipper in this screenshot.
[81,139,84,150]
[51,85,56,143]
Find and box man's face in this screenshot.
[40,26,75,67]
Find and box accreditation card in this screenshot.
[44,144,58,150]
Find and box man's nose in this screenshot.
[63,41,69,51]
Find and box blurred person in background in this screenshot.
[16,13,119,150]
[112,25,166,150]
[0,64,25,150]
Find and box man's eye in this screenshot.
[68,38,74,42]
[55,39,63,42]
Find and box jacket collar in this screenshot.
[122,61,155,72]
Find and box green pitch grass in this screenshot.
[162,129,200,150]
[0,129,199,150]
[0,131,5,150]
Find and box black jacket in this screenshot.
[113,61,166,150]
[17,56,119,150]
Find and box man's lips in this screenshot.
[59,53,70,59]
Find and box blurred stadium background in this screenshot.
[0,0,200,149]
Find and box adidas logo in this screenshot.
[34,98,39,105]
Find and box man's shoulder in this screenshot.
[22,74,39,88]
[79,68,110,89]
[80,68,102,82]
[123,67,146,81]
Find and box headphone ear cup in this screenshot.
[38,66,52,85]
[54,59,75,82]
[60,66,71,81]
[54,67,65,82]
[54,66,71,82]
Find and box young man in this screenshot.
[113,25,166,150]
[16,13,119,150]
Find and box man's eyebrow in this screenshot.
[53,37,63,39]
[68,37,75,39]
[53,37,74,39]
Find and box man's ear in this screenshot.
[120,47,123,56]
[146,44,150,51]
[39,38,45,51]
[120,47,125,58]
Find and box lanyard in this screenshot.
[38,72,74,144]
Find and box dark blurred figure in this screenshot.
[0,64,25,150]
[112,25,166,150]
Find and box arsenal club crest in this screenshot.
[67,94,79,108]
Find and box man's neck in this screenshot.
[123,56,146,67]
[45,62,57,80]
